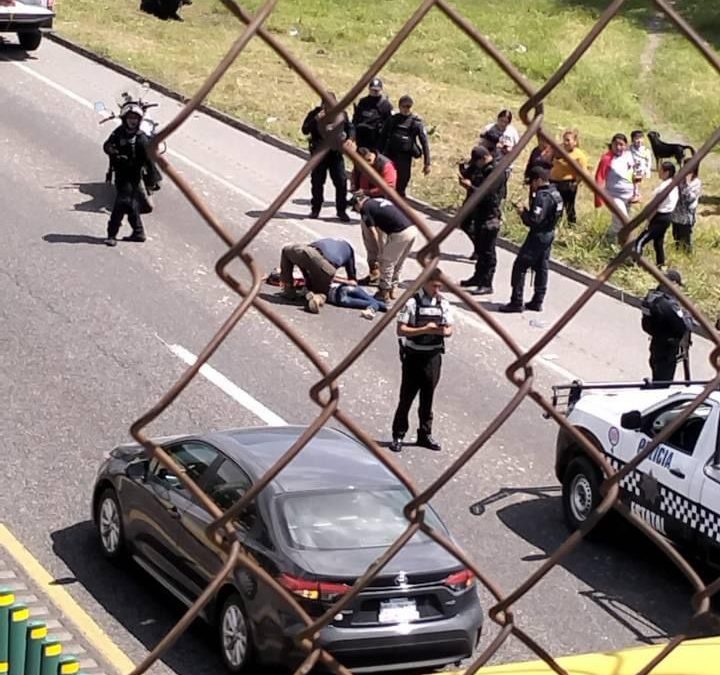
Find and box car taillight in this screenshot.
[279,574,351,602]
[443,569,475,591]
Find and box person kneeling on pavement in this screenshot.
[499,166,563,313]
[350,194,416,304]
[279,238,357,313]
[389,268,453,454]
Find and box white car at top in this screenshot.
[0,0,54,51]
[555,381,720,567]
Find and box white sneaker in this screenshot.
[360,307,376,320]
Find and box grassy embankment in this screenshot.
[55,0,720,316]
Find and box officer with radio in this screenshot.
[352,77,393,151]
[641,269,693,382]
[381,95,431,197]
[389,269,453,453]
[499,165,563,313]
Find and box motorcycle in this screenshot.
[94,83,167,184]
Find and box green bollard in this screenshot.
[0,588,15,668]
[24,621,47,675]
[7,604,28,675]
[39,639,61,675]
[57,655,79,675]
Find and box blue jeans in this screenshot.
[330,285,387,312]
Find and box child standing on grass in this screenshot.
[630,130,652,203]
[671,158,702,253]
[635,161,679,268]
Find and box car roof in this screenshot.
[202,426,400,493]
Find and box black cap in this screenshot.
[369,77,383,90]
[665,269,683,286]
[527,165,550,182]
[480,128,502,145]
[349,192,366,208]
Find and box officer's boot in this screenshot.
[525,295,544,312]
[499,287,524,313]
[126,214,147,243]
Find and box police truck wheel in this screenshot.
[562,457,604,534]
[18,30,42,51]
[96,488,125,559]
[218,593,254,673]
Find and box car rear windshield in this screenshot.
[278,488,444,550]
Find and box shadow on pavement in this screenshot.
[55,182,114,214]
[43,234,108,246]
[0,42,35,61]
[51,521,227,675]
[489,490,702,643]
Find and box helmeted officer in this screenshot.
[380,95,431,197]
[458,146,507,294]
[641,269,693,382]
[103,101,162,247]
[500,165,563,312]
[389,268,453,453]
[301,92,353,222]
[352,77,393,151]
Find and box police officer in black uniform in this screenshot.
[389,269,453,453]
[380,95,431,197]
[641,269,693,382]
[500,165,563,312]
[103,102,162,247]
[302,92,354,222]
[352,77,393,151]
[458,146,507,294]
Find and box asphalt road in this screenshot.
[0,38,712,674]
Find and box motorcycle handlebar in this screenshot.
[142,103,159,110]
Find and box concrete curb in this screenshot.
[47,31,712,342]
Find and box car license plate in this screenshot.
[378,598,420,624]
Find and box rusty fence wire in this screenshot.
[124,0,720,673]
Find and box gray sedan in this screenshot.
[92,425,483,672]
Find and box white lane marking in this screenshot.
[10,57,580,383]
[157,337,287,426]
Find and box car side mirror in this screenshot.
[620,410,643,430]
[126,461,147,481]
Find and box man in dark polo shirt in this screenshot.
[350,194,416,304]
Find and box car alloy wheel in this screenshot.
[97,489,124,559]
[220,594,251,673]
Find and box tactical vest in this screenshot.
[407,294,445,351]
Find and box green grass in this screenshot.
[55,0,720,316]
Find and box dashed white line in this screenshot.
[158,338,288,426]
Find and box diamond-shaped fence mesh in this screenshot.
[126,0,720,673]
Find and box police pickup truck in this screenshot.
[554,380,720,566]
[0,0,54,51]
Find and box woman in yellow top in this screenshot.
[550,129,588,225]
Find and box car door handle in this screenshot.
[669,468,686,479]
[166,505,182,519]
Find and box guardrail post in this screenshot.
[0,588,15,673]
[39,639,61,675]
[8,604,28,675]
[25,621,47,675]
[57,655,79,675]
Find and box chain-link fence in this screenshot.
[125,1,720,673]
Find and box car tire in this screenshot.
[18,30,42,51]
[562,456,606,535]
[95,488,125,560]
[218,593,254,673]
